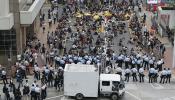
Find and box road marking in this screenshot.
[45,95,64,100]
[150,83,164,89]
[126,91,141,100]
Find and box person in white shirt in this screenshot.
[156,58,164,72]
[41,83,47,99]
[139,67,144,82]
[2,68,8,84]
[149,58,154,68]
[153,69,158,83]
[125,68,131,82]
[124,56,130,68]
[143,55,149,70]
[35,85,40,100]
[166,68,171,83]
[30,84,35,100]
[132,67,138,82]
[116,67,122,76]
[160,68,167,84]
[149,67,155,83]
[34,66,40,80]
[23,80,30,95]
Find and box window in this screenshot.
[102,81,110,86]
[0,29,17,56]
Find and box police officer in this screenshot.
[149,67,155,83]
[160,68,167,84]
[156,59,164,72]
[117,54,124,67]
[153,68,158,83]
[131,57,136,69]
[116,67,122,76]
[165,68,171,83]
[125,68,131,82]
[124,56,130,68]
[139,67,144,82]
[143,55,149,70]
[132,67,138,82]
[149,58,154,69]
[136,58,142,71]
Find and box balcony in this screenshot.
[0,13,14,30]
[20,0,45,25]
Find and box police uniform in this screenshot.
[166,68,171,83]
[156,59,163,72]
[124,56,130,69]
[139,67,144,82]
[117,55,123,67]
[116,67,122,76]
[125,68,131,82]
[160,68,167,84]
[136,59,142,71]
[149,67,155,83]
[153,69,158,82]
[149,59,154,68]
[132,67,138,82]
[143,56,149,70]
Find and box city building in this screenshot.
[0,0,45,65]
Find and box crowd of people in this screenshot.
[0,0,173,100]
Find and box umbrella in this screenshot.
[93,15,100,20]
[84,13,91,16]
[104,11,112,17]
[76,14,83,18]
[75,12,83,18]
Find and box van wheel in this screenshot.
[111,94,118,100]
[75,93,84,100]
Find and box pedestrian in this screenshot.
[136,58,142,72]
[156,59,164,72]
[125,68,131,82]
[30,84,36,100]
[160,68,167,84]
[165,68,171,83]
[9,78,15,92]
[139,67,144,82]
[41,83,47,100]
[149,58,154,68]
[143,55,149,70]
[116,67,122,76]
[148,67,155,83]
[2,68,8,84]
[34,85,41,100]
[3,84,10,100]
[14,87,22,100]
[153,68,158,83]
[34,65,40,80]
[23,80,30,95]
[131,67,138,82]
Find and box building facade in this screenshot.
[0,0,45,65]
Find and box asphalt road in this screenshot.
[44,79,175,100]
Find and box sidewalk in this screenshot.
[138,5,174,73]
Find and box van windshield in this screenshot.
[112,81,120,91]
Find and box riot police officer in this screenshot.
[165,68,171,83]
[160,68,167,84]
[139,67,144,82]
[149,67,155,83]
[132,67,138,82]
[125,68,131,82]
